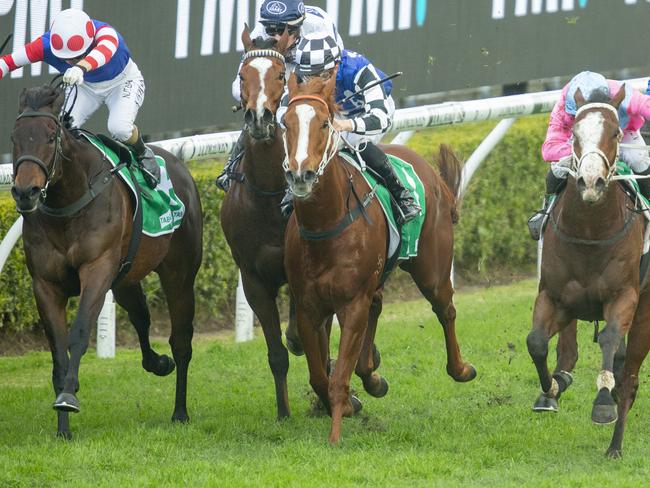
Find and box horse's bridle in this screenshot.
[282,94,340,181]
[240,49,286,138]
[570,102,622,183]
[13,105,70,202]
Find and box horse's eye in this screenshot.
[321,121,328,129]
[239,75,245,82]
[278,72,285,81]
[48,135,56,144]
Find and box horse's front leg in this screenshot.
[329,294,371,444]
[527,290,571,413]
[355,289,388,398]
[33,277,72,438]
[593,289,638,425]
[54,258,116,413]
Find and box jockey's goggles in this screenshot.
[263,21,302,37]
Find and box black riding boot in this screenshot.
[360,142,420,225]
[216,131,246,192]
[527,169,566,240]
[131,135,160,189]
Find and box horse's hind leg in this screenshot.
[33,278,72,438]
[413,274,476,382]
[355,289,389,398]
[607,297,650,458]
[112,283,175,377]
[240,270,290,419]
[527,291,570,412]
[553,320,578,399]
[158,265,198,423]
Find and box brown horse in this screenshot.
[526,87,648,456]
[219,30,296,419]
[282,73,476,443]
[10,85,203,439]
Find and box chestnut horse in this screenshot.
[282,74,476,443]
[526,87,649,456]
[10,86,203,438]
[220,31,296,419]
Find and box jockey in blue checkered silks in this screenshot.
[276,33,421,225]
[217,0,344,191]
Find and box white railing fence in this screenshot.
[0,78,646,355]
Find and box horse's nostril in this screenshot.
[29,186,41,197]
[285,171,295,183]
[303,170,317,183]
[595,177,606,192]
[577,177,586,192]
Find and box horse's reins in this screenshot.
[283,94,378,240]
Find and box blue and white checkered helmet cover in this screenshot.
[260,0,306,25]
[294,34,341,76]
[565,71,610,116]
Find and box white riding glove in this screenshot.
[63,66,85,86]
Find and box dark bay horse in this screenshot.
[10,86,203,438]
[282,74,476,443]
[526,87,648,456]
[220,30,295,418]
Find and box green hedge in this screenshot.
[0,115,549,333]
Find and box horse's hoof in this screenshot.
[144,354,176,377]
[56,430,72,441]
[451,363,477,383]
[350,395,363,415]
[605,447,623,459]
[592,388,617,425]
[171,411,190,424]
[532,393,558,413]
[285,334,304,356]
[364,376,389,398]
[372,346,381,371]
[53,393,80,413]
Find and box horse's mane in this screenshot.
[585,90,613,105]
[20,85,62,112]
[292,75,339,115]
[251,36,278,50]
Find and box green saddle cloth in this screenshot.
[340,151,426,260]
[82,134,186,237]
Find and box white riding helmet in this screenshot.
[294,34,341,77]
[50,9,95,59]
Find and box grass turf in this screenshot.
[1,279,649,487]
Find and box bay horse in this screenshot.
[282,73,476,443]
[526,86,648,456]
[10,85,203,439]
[219,30,296,419]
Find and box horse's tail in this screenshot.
[434,144,462,224]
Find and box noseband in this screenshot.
[282,94,340,181]
[570,102,621,183]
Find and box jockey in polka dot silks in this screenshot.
[217,0,344,191]
[528,70,650,240]
[0,8,160,188]
[275,33,421,225]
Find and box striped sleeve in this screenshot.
[276,86,290,129]
[80,25,119,71]
[350,64,392,136]
[0,37,45,79]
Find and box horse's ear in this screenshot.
[324,66,337,99]
[18,88,27,113]
[574,88,586,109]
[275,27,290,55]
[611,84,626,109]
[242,23,253,52]
[52,88,65,115]
[288,72,299,97]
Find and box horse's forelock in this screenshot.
[252,36,278,50]
[19,85,63,113]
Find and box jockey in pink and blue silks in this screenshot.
[528,71,650,240]
[0,8,160,188]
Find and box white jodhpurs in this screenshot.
[620,130,650,173]
[65,59,145,142]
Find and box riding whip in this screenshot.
[0,34,12,56]
[340,71,403,104]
